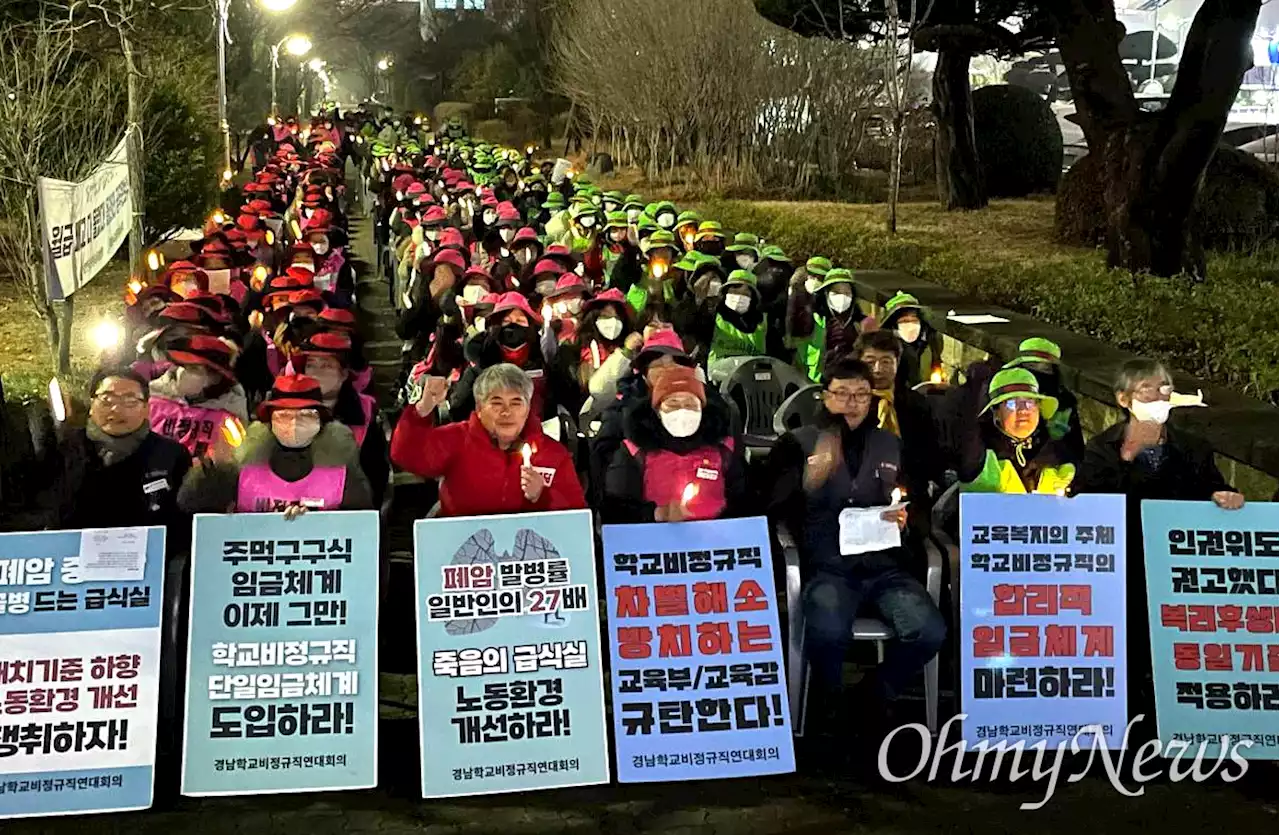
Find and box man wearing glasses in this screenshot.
[763,358,946,750]
[33,367,191,552]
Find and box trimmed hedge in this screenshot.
[972,84,1063,197]
[698,198,1278,402]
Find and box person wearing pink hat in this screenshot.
[148,333,249,460]
[510,226,543,273]
[178,373,372,516]
[565,287,637,394]
[542,273,589,347]
[528,258,565,303]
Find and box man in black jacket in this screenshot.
[38,367,191,557]
[764,358,945,737]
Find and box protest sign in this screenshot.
[601,517,795,782]
[1141,500,1279,758]
[959,493,1127,747]
[181,512,379,796]
[413,509,609,798]
[0,527,165,819]
[38,133,133,301]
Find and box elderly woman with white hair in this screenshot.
[390,362,586,517]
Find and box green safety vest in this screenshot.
[626,281,675,316]
[961,450,1076,495]
[708,314,767,367]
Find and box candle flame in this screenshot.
[221,417,245,448]
[891,487,903,505]
[521,443,532,468]
[929,368,943,385]
[682,482,698,504]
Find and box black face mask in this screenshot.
[498,323,529,348]
[696,241,725,257]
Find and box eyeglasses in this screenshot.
[824,389,873,405]
[999,397,1039,412]
[93,393,146,409]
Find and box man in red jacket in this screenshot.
[391,362,586,517]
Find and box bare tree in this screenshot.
[0,12,123,372]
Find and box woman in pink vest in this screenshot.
[293,332,389,509]
[178,373,373,516]
[603,364,748,524]
[149,334,249,461]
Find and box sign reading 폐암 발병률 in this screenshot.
[0,527,166,819]
[1141,500,1279,759]
[413,509,610,798]
[602,517,795,782]
[959,493,1127,748]
[181,512,379,796]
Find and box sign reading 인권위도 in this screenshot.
[602,517,796,783]
[1141,500,1280,759]
[413,509,611,798]
[0,527,166,819]
[959,493,1128,748]
[181,512,380,796]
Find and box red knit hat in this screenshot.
[650,364,705,408]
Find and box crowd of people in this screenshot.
[22,100,1251,756]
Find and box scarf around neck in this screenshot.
[87,420,150,467]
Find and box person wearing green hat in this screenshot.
[602,190,626,214]
[788,266,871,383]
[702,270,768,367]
[623,194,645,223]
[610,229,696,329]
[877,290,942,389]
[957,367,1078,495]
[652,201,678,231]
[752,245,793,356]
[564,201,600,253]
[674,210,701,251]
[693,221,726,257]
[542,192,571,242]
[722,232,761,273]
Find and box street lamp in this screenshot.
[376,56,393,101]
[270,34,311,117]
[216,0,299,182]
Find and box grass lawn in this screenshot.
[0,266,127,404]
[693,196,1279,402]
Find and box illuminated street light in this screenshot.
[270,34,312,115]
[377,57,392,71]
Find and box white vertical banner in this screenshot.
[37,133,133,301]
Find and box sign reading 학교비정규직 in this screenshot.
[181,511,380,796]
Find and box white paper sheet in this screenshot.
[946,313,1010,325]
[541,417,561,441]
[838,504,907,556]
[78,527,147,583]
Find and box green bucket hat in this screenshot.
[805,256,832,277]
[603,190,626,204]
[623,194,645,211]
[760,244,789,263]
[674,251,700,272]
[689,252,726,276]
[725,232,760,254]
[981,368,1059,419]
[883,290,924,321]
[642,229,678,255]
[676,210,701,226]
[604,210,629,230]
[653,201,678,226]
[570,202,598,220]
[724,269,758,290]
[816,267,855,292]
[636,216,658,237]
[1003,337,1063,369]
[695,221,725,240]
[542,192,567,211]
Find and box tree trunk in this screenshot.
[932,46,987,210]
[55,297,74,375]
[1050,0,1260,277]
[121,31,146,271]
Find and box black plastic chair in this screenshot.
[720,357,811,448]
[772,383,824,436]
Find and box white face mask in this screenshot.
[707,280,723,298]
[660,408,702,438]
[311,242,330,256]
[462,284,485,303]
[897,322,922,343]
[735,254,756,269]
[272,413,322,448]
[656,213,675,229]
[395,190,405,202]
[578,216,596,230]
[1130,398,1173,425]
[596,317,623,341]
[499,228,515,243]
[482,210,497,225]
[566,298,583,315]
[626,209,641,223]
[724,292,751,314]
[176,366,211,398]
[424,228,441,242]
[828,293,853,314]
[804,277,820,294]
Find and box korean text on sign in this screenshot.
[602,517,795,783]
[959,494,1127,748]
[1141,500,1280,759]
[413,510,610,798]
[0,527,165,820]
[181,512,379,796]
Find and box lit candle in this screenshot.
[48,378,65,423]
[929,368,943,385]
[589,339,602,369]
[222,417,246,448]
[890,487,903,505]
[521,443,532,468]
[681,483,698,505]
